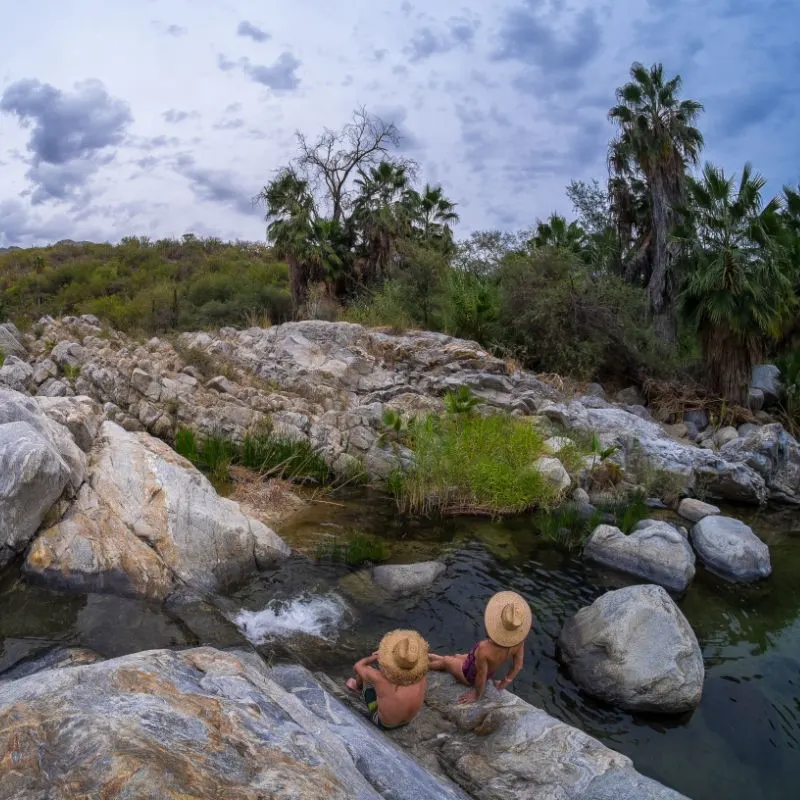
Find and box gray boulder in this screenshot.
[677,498,720,523]
[690,516,771,582]
[585,382,606,398]
[713,426,740,447]
[615,386,646,406]
[371,561,446,596]
[559,584,704,713]
[683,409,709,430]
[748,388,765,412]
[750,364,781,407]
[534,455,571,492]
[584,523,695,593]
[0,421,71,569]
[0,647,465,800]
[0,355,33,391]
[0,321,26,359]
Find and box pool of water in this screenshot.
[1,494,798,800]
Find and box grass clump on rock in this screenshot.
[390,388,561,517]
[315,531,389,566]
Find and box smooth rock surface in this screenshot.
[24,421,290,599]
[714,426,740,447]
[677,498,720,523]
[751,364,782,406]
[0,647,463,800]
[318,670,687,799]
[559,584,704,713]
[371,561,446,596]
[534,456,572,492]
[690,516,771,582]
[0,421,71,569]
[584,523,696,592]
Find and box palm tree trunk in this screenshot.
[704,325,757,406]
[646,174,671,316]
[287,253,306,314]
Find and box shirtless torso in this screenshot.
[358,665,427,726]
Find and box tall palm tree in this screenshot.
[406,184,459,246]
[258,170,317,311]
[609,62,704,332]
[352,161,411,285]
[678,162,795,404]
[532,213,587,257]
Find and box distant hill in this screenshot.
[0,236,292,333]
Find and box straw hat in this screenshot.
[377,629,429,686]
[484,591,532,647]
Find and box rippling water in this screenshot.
[1,497,798,800]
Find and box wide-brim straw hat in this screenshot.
[378,629,429,686]
[484,591,532,647]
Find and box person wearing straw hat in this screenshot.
[429,590,532,704]
[346,629,429,729]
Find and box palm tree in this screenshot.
[352,161,411,285]
[609,62,704,332]
[678,162,796,404]
[405,184,459,246]
[532,213,587,257]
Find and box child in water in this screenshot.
[346,629,429,729]
[429,590,532,704]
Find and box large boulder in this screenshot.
[0,355,33,391]
[750,364,781,407]
[0,647,466,800]
[583,523,696,593]
[690,516,771,582]
[677,498,720,523]
[0,321,26,359]
[35,395,104,452]
[24,422,290,600]
[0,422,71,569]
[720,424,800,505]
[371,561,446,596]
[307,670,687,799]
[558,584,704,713]
[534,456,571,493]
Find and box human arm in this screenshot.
[458,653,489,704]
[354,652,381,685]
[494,645,524,691]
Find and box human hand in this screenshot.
[458,690,479,705]
[493,679,508,691]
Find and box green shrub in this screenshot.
[341,280,415,330]
[62,364,81,380]
[391,412,558,516]
[315,531,389,566]
[776,349,800,436]
[240,430,329,483]
[443,385,479,415]
[536,504,603,553]
[174,427,199,463]
[199,431,237,485]
[441,269,500,343]
[596,490,649,534]
[0,348,5,368]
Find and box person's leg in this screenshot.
[346,674,362,692]
[428,654,470,685]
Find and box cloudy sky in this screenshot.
[0,0,797,248]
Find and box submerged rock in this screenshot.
[558,584,704,713]
[24,421,290,600]
[690,516,771,582]
[584,522,696,593]
[0,647,465,800]
[371,561,446,596]
[677,498,720,523]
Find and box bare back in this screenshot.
[476,639,523,677]
[373,674,427,726]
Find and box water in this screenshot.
[1,493,798,799]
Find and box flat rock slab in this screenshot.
[677,498,720,523]
[371,561,446,596]
[559,584,704,714]
[690,515,771,582]
[0,647,447,800]
[584,523,695,593]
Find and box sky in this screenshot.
[0,0,797,248]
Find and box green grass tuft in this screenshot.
[62,363,81,380]
[315,531,389,566]
[391,412,558,516]
[536,504,604,553]
[174,426,199,463]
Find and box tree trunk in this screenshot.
[287,253,306,315]
[703,325,756,406]
[646,174,671,315]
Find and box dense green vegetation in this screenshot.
[0,236,292,333]
[314,531,389,567]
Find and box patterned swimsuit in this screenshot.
[462,642,497,685]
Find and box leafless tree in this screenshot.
[293,107,403,223]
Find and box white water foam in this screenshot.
[233,592,349,645]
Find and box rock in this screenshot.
[31,358,58,385]
[319,670,688,799]
[0,321,26,359]
[690,515,771,582]
[0,421,71,569]
[207,375,239,395]
[677,498,720,523]
[614,386,646,406]
[748,388,765,412]
[713,426,740,447]
[50,340,84,369]
[24,422,290,600]
[36,378,70,397]
[572,487,591,504]
[720,424,800,505]
[737,422,759,438]
[663,422,689,440]
[0,647,466,800]
[750,364,781,407]
[683,409,709,430]
[0,647,102,682]
[625,404,652,421]
[0,354,33,391]
[558,584,704,713]
[584,523,696,593]
[754,410,774,424]
[543,435,573,454]
[35,395,104,453]
[684,421,700,441]
[585,382,606,398]
[534,456,571,493]
[371,561,446,596]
